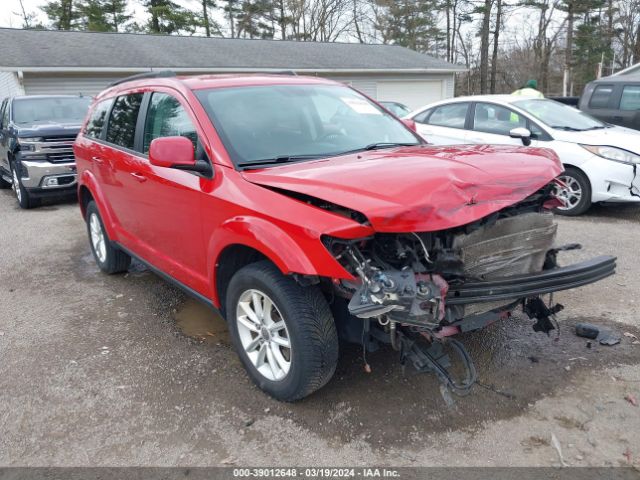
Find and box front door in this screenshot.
[132,90,209,292]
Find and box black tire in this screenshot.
[226,260,339,401]
[11,161,40,209]
[554,167,592,216]
[85,201,131,274]
[0,169,11,189]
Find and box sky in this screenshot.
[0,0,208,30]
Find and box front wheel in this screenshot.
[85,201,131,274]
[553,168,592,216]
[11,161,39,209]
[226,261,339,401]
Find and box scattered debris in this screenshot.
[221,456,236,465]
[624,332,638,340]
[586,342,593,349]
[115,294,124,299]
[576,323,599,339]
[634,340,640,345]
[244,418,255,427]
[551,433,568,467]
[599,333,621,346]
[568,357,587,361]
[624,394,638,407]
[0,331,4,336]
[264,407,270,413]
[564,366,571,371]
[528,356,539,363]
[623,448,632,464]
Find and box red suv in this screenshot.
[75,73,615,401]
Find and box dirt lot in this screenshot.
[0,188,639,467]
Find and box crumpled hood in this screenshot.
[553,125,640,154]
[242,144,563,233]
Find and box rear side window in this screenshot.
[589,85,614,109]
[620,85,640,111]
[106,93,143,150]
[1,100,9,128]
[142,92,197,153]
[84,99,112,139]
[427,103,469,128]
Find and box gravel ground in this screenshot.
[0,189,639,467]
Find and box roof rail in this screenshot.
[108,70,176,87]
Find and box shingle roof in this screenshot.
[0,28,466,72]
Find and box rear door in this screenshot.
[413,102,471,145]
[583,83,621,125]
[616,83,640,130]
[100,92,146,246]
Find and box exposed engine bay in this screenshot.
[321,186,617,401]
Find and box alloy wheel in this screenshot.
[89,213,107,263]
[236,289,291,381]
[554,174,582,211]
[12,168,21,204]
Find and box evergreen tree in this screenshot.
[374,0,443,54]
[141,0,198,34]
[41,0,78,30]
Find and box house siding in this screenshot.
[0,71,24,98]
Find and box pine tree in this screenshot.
[141,0,198,34]
[41,0,77,30]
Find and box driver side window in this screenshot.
[143,93,198,154]
[473,103,526,135]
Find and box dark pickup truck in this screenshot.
[0,95,91,208]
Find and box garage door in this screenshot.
[376,81,444,111]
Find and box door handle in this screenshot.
[91,156,104,164]
[130,172,147,182]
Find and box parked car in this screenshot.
[75,73,615,401]
[406,95,640,215]
[379,101,411,117]
[0,95,91,208]
[579,75,640,130]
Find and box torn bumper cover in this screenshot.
[446,255,616,306]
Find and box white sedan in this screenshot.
[406,95,640,215]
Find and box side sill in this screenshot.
[113,242,220,314]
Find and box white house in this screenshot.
[0,28,465,109]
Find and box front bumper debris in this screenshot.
[446,256,616,305]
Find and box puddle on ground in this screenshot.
[174,298,230,344]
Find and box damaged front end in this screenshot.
[322,185,616,399]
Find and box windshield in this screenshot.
[12,97,91,125]
[195,84,420,166]
[513,98,606,131]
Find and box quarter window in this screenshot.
[1,100,9,128]
[143,93,197,154]
[620,85,640,111]
[84,99,112,139]
[105,93,143,150]
[427,103,469,129]
[589,85,614,109]
[473,103,526,135]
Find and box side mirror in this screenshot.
[149,136,196,168]
[402,119,418,132]
[509,127,532,146]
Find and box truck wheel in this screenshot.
[11,162,40,209]
[554,167,592,216]
[226,261,339,401]
[85,201,131,274]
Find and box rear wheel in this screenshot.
[85,201,131,274]
[226,261,339,401]
[553,167,592,216]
